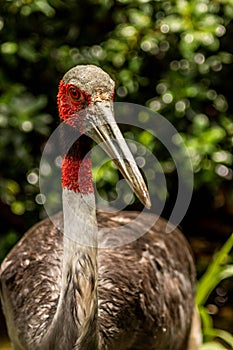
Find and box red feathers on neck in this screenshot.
[61,152,94,194]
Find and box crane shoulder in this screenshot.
[97,211,196,350]
[0,213,63,348]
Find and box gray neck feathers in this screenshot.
[43,189,99,350]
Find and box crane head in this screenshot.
[57,65,151,209]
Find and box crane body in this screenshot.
[0,65,199,350]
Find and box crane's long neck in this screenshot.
[46,137,99,349]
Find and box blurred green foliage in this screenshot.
[0,0,233,344]
[197,233,233,349]
[0,0,232,227]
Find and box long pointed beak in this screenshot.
[85,101,151,209]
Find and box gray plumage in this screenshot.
[1,211,196,350]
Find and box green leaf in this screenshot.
[200,342,228,350]
[203,329,233,349]
[196,233,233,306]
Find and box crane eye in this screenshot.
[68,86,84,102]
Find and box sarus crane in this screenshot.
[0,65,200,350]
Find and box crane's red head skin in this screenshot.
[57,65,115,131]
[57,81,91,132]
[58,65,115,194]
